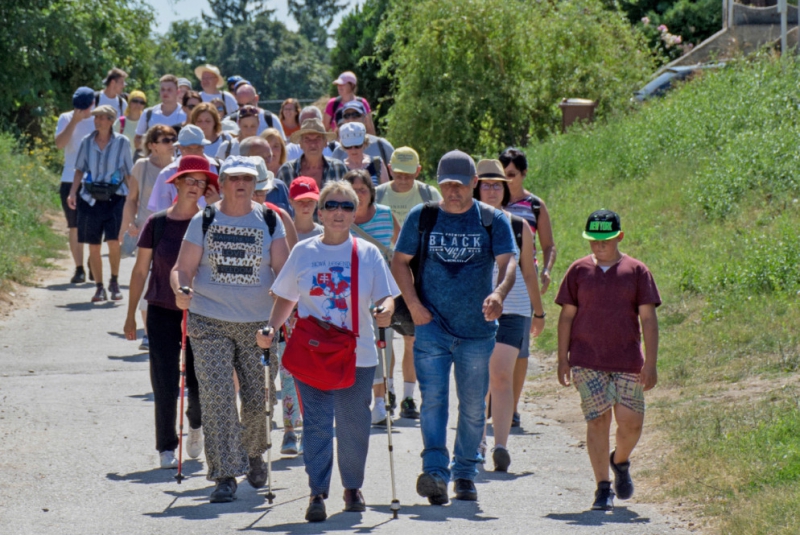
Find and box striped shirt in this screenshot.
[75,131,133,206]
[494,254,530,317]
[277,156,348,189]
[353,204,394,263]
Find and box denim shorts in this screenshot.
[495,314,530,355]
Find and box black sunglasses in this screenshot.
[322,200,356,212]
[342,112,362,120]
[157,137,177,144]
[186,104,197,111]
[130,99,146,105]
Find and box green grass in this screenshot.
[520,54,800,533]
[0,133,65,288]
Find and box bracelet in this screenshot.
[533,311,546,319]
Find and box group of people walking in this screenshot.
[55,64,661,521]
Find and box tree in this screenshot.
[288,0,348,50]
[378,0,655,172]
[0,0,156,137]
[331,0,394,129]
[202,0,273,32]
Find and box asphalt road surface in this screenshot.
[0,255,691,535]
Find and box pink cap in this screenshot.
[333,71,357,86]
[290,176,320,201]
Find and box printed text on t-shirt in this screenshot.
[429,232,484,263]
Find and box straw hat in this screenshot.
[289,118,337,144]
[194,64,224,88]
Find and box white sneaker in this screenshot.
[159,450,177,469]
[371,402,388,426]
[186,426,204,459]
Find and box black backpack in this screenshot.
[149,204,277,251]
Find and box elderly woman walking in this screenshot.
[257,180,398,522]
[171,155,290,503]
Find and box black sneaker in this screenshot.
[591,481,615,511]
[306,494,327,522]
[610,450,634,500]
[416,472,449,505]
[109,280,123,301]
[247,455,267,488]
[209,477,237,503]
[388,391,397,415]
[400,397,420,419]
[343,489,366,512]
[492,447,511,472]
[453,478,477,501]
[511,412,521,428]
[70,267,85,284]
[91,286,107,303]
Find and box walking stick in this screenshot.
[175,286,191,484]
[260,327,276,504]
[376,308,400,518]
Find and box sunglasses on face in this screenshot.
[228,175,255,183]
[130,99,146,105]
[238,106,260,119]
[342,113,362,120]
[186,104,197,111]
[216,107,225,113]
[322,200,356,212]
[156,137,177,144]
[479,182,504,191]
[344,144,364,150]
[182,177,207,188]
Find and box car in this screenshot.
[633,63,726,102]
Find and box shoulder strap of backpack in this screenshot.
[225,140,232,159]
[417,182,433,203]
[150,209,169,251]
[418,201,440,236]
[376,139,389,168]
[331,96,343,116]
[264,111,273,129]
[94,92,101,107]
[510,214,524,251]
[530,194,542,221]
[145,108,153,129]
[376,185,386,204]
[412,201,440,289]
[260,204,276,237]
[202,205,215,238]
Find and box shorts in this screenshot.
[77,195,125,245]
[519,316,532,358]
[59,182,78,229]
[495,314,527,352]
[572,366,645,421]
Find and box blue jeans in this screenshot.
[414,320,495,481]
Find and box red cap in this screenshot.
[290,176,320,201]
[166,155,219,192]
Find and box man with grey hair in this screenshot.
[239,137,293,214]
[232,83,286,139]
[285,106,340,160]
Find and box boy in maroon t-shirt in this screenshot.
[555,209,661,511]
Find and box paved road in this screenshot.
[0,255,690,534]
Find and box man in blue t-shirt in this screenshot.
[392,150,517,505]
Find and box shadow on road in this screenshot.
[106,460,204,485]
[56,301,118,312]
[545,506,650,526]
[477,469,535,482]
[109,353,148,363]
[128,392,155,402]
[107,329,143,340]
[44,282,89,292]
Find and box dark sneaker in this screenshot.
[306,494,327,522]
[343,489,366,512]
[591,481,615,511]
[511,412,521,428]
[138,335,149,351]
[247,455,267,488]
[109,280,123,301]
[453,478,477,501]
[492,447,511,472]
[209,477,237,503]
[91,286,107,303]
[70,267,85,284]
[610,450,634,500]
[388,391,397,414]
[416,472,449,505]
[400,397,420,419]
[281,431,299,455]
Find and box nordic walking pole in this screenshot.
[375,307,400,518]
[260,327,276,504]
[175,286,191,484]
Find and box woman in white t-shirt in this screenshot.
[257,180,398,523]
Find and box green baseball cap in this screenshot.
[582,209,622,241]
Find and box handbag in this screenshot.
[282,238,360,391]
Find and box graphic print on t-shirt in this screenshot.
[309,261,351,327]
[206,224,263,285]
[428,232,484,263]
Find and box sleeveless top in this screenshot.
[355,204,393,263]
[506,193,540,262]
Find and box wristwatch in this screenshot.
[533,311,546,319]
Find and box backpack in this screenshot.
[201,204,277,240]
[365,156,382,186]
[510,214,525,251]
[376,181,435,205]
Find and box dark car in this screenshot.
[633,63,725,102]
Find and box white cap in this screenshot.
[339,122,366,148]
[220,155,259,179]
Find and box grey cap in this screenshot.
[437,150,477,185]
[175,124,210,147]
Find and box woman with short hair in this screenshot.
[257,180,398,522]
[171,155,290,503]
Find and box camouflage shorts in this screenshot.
[572,366,645,421]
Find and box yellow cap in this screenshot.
[390,146,420,174]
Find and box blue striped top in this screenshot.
[354,204,394,263]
